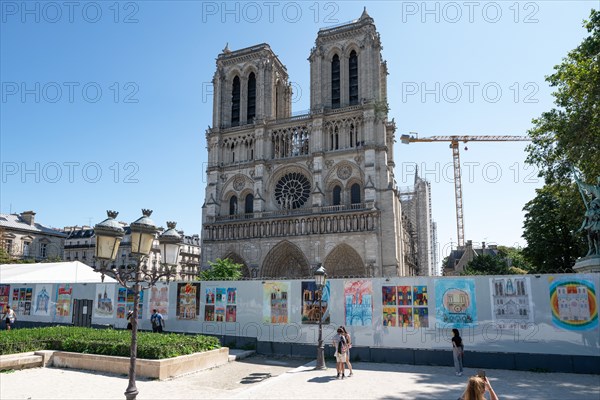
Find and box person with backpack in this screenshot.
[150,309,165,333]
[333,326,348,379]
[2,306,16,330]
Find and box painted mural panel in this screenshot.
[301,281,330,324]
[205,287,236,322]
[549,277,598,331]
[116,288,144,319]
[344,280,373,326]
[413,286,428,306]
[12,287,33,316]
[398,307,413,327]
[490,277,533,329]
[177,283,200,320]
[414,307,429,328]
[382,286,396,305]
[263,282,289,324]
[0,284,10,313]
[149,285,169,319]
[397,286,412,306]
[55,284,72,317]
[382,306,397,327]
[435,279,477,327]
[94,284,115,318]
[33,284,52,316]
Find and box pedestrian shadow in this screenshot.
[240,372,272,384]
[307,375,337,383]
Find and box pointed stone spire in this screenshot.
[360,7,370,20]
[222,43,231,54]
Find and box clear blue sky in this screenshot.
[1,1,596,269]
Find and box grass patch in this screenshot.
[0,326,220,360]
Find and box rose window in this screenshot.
[274,172,311,209]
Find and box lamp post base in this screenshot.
[315,342,326,370]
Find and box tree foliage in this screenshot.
[522,183,586,273]
[199,258,243,281]
[526,9,600,184]
[461,254,509,276]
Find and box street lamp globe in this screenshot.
[130,209,157,256]
[158,221,182,266]
[314,264,327,287]
[94,210,125,261]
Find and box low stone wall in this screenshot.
[51,347,229,380]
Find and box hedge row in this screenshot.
[0,326,221,359]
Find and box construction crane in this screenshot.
[400,134,531,248]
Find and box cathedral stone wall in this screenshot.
[202,10,419,278]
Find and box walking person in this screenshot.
[126,310,133,330]
[340,326,354,377]
[452,328,464,376]
[150,309,165,333]
[2,305,16,330]
[332,327,348,379]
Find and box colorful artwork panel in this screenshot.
[263,282,289,324]
[398,307,413,327]
[226,305,236,322]
[216,288,226,304]
[301,281,330,324]
[177,283,200,320]
[397,286,412,306]
[205,288,216,304]
[215,307,225,322]
[204,305,215,321]
[549,278,598,331]
[149,285,169,319]
[383,306,397,327]
[94,285,115,318]
[227,288,237,304]
[414,307,429,328]
[55,284,72,317]
[435,279,477,327]
[382,286,397,305]
[11,287,32,316]
[344,280,373,326]
[490,277,533,329]
[413,286,428,306]
[0,284,10,313]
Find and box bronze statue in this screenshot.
[574,172,600,257]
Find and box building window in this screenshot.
[331,54,340,108]
[40,243,47,258]
[350,183,361,204]
[247,72,256,123]
[245,194,254,214]
[229,196,238,215]
[231,76,241,126]
[275,172,311,210]
[23,241,31,257]
[333,185,341,206]
[5,239,12,254]
[349,50,358,105]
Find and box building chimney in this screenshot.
[21,211,36,226]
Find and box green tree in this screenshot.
[522,183,586,273]
[0,247,11,264]
[526,9,600,184]
[461,254,509,276]
[199,258,243,281]
[497,246,533,273]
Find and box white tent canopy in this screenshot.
[0,261,116,283]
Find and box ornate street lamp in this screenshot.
[314,264,327,370]
[93,210,181,400]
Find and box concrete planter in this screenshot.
[6,347,229,380]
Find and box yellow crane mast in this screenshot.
[400,134,531,248]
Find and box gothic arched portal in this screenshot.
[223,252,250,278]
[323,244,365,277]
[261,241,310,278]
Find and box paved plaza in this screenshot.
[1,354,599,400]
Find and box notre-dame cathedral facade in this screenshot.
[201,10,421,279]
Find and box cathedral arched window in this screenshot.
[331,54,340,109]
[349,50,358,105]
[333,185,341,206]
[245,194,254,214]
[349,123,356,148]
[229,196,238,215]
[247,72,256,123]
[231,76,240,127]
[330,126,339,151]
[350,183,361,204]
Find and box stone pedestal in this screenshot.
[573,255,600,273]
